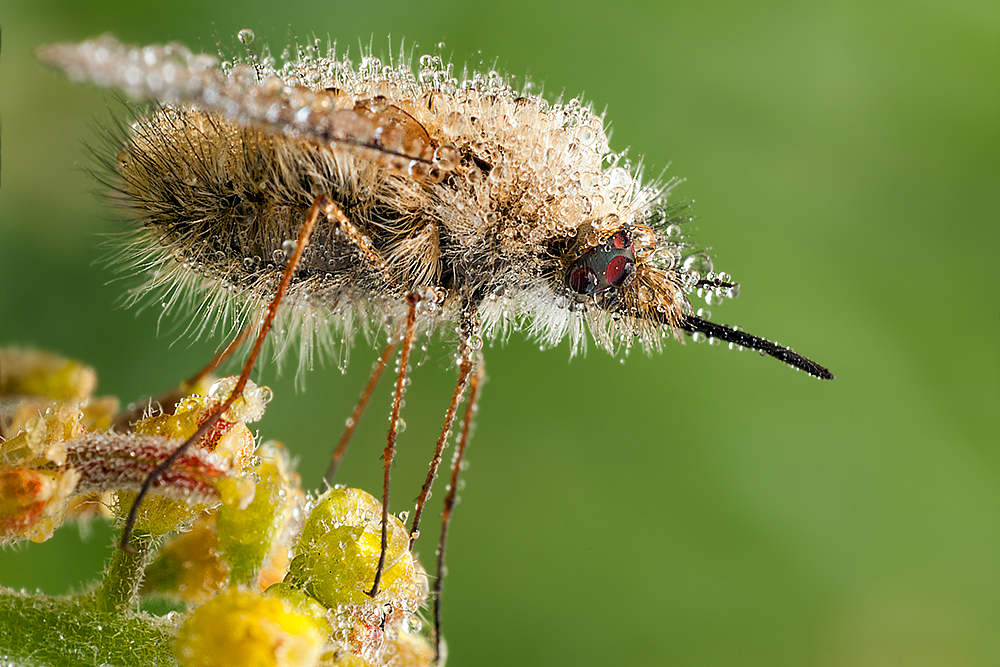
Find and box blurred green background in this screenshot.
[1,1,997,665]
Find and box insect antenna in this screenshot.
[118,194,326,550]
[433,361,485,662]
[679,315,834,380]
[323,341,399,486]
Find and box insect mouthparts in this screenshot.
[679,315,834,380]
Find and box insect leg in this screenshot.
[408,307,481,546]
[322,197,392,280]
[367,292,420,598]
[323,340,399,486]
[181,322,253,391]
[118,194,329,551]
[109,323,253,432]
[433,358,485,663]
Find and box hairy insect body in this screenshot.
[47,35,700,364]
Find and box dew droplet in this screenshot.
[682,252,713,276]
[442,111,472,136]
[433,145,460,171]
[237,29,255,45]
[607,167,631,192]
[408,160,430,179]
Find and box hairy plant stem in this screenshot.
[0,591,177,667]
[93,529,157,613]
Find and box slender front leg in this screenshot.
[118,194,329,550]
[433,359,485,663]
[367,292,421,598]
[323,341,399,486]
[182,323,253,391]
[110,323,253,432]
[408,327,477,546]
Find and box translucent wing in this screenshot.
[38,36,446,175]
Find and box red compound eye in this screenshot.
[605,255,636,287]
[568,266,599,294]
[611,230,631,250]
[565,226,638,296]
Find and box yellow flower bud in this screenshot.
[142,514,228,603]
[176,590,326,667]
[0,466,80,544]
[286,487,423,609]
[217,441,303,587]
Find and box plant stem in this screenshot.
[0,590,177,667]
[93,529,156,613]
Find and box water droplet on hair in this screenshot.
[433,145,460,171]
[442,111,472,136]
[408,160,430,179]
[237,29,255,45]
[682,252,713,276]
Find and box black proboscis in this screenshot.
[679,315,834,380]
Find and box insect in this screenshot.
[38,30,833,661]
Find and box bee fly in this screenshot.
[38,30,833,660]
